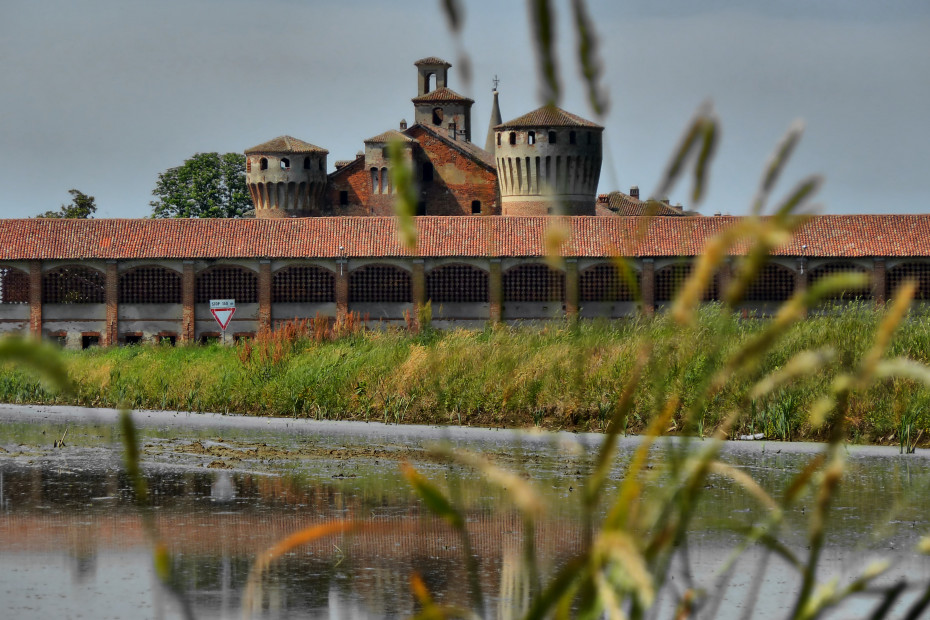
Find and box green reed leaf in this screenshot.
[530,0,560,106]
[753,120,805,215]
[571,0,608,116]
[0,336,71,394]
[389,138,418,251]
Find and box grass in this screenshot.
[2,303,930,445]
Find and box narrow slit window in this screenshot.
[528,131,536,145]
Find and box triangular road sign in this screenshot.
[210,307,236,330]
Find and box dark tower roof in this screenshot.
[245,135,328,154]
[484,89,503,152]
[496,105,602,130]
[414,57,451,67]
[411,87,474,104]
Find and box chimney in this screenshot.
[399,119,408,130]
[630,186,640,199]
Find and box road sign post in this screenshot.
[209,299,236,345]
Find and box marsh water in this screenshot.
[1,404,930,619]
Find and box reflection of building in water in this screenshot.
[0,465,585,616]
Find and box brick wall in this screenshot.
[326,159,371,216]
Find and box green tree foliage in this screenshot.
[38,189,97,219]
[150,152,250,219]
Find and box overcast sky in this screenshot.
[2,0,929,218]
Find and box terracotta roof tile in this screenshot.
[364,129,417,144]
[496,105,603,130]
[2,216,930,261]
[411,87,474,104]
[600,192,687,216]
[414,57,451,66]
[244,136,328,154]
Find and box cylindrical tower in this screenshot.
[244,135,329,218]
[494,106,603,216]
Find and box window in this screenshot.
[319,159,324,171]
[195,266,257,303]
[43,266,105,304]
[497,133,501,147]
[81,334,100,349]
[528,131,536,145]
[119,266,181,304]
[548,131,556,144]
[416,201,427,216]
[471,200,481,214]
[349,265,412,303]
[339,190,348,206]
[569,131,577,145]
[587,132,592,145]
[888,263,930,300]
[427,264,488,302]
[383,147,390,159]
[509,132,516,145]
[580,264,638,302]
[260,158,268,171]
[422,162,433,183]
[273,266,335,303]
[381,167,390,194]
[280,158,290,170]
[432,107,444,125]
[246,159,252,172]
[504,264,565,302]
[0,267,29,304]
[808,262,870,301]
[157,333,177,346]
[655,264,718,302]
[744,263,796,302]
[371,168,379,194]
[303,157,311,170]
[123,334,143,346]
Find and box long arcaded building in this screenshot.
[0,216,928,347]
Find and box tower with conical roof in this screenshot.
[484,76,502,153]
[412,57,474,142]
[244,136,328,218]
[494,105,603,216]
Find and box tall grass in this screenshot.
[3,306,930,444]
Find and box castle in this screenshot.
[243,58,606,218]
[0,57,926,348]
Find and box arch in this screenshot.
[0,267,29,304]
[381,167,390,194]
[808,261,871,300]
[744,263,796,302]
[260,157,268,171]
[195,265,257,303]
[503,264,565,302]
[426,72,435,93]
[426,264,488,303]
[349,264,411,303]
[303,156,311,170]
[272,265,335,303]
[432,107,444,125]
[655,263,718,303]
[580,263,639,302]
[119,265,181,304]
[280,157,290,170]
[888,262,930,300]
[370,167,379,194]
[42,265,105,304]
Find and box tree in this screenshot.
[38,189,97,219]
[150,152,250,218]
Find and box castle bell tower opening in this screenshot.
[412,57,474,142]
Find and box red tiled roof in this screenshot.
[496,105,602,130]
[414,57,451,66]
[411,87,474,104]
[1,216,929,260]
[244,136,328,154]
[600,192,687,217]
[364,129,417,144]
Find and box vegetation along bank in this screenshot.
[2,305,930,445]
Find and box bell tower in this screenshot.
[412,57,474,142]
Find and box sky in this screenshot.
[2,0,929,218]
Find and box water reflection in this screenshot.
[2,419,930,618]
